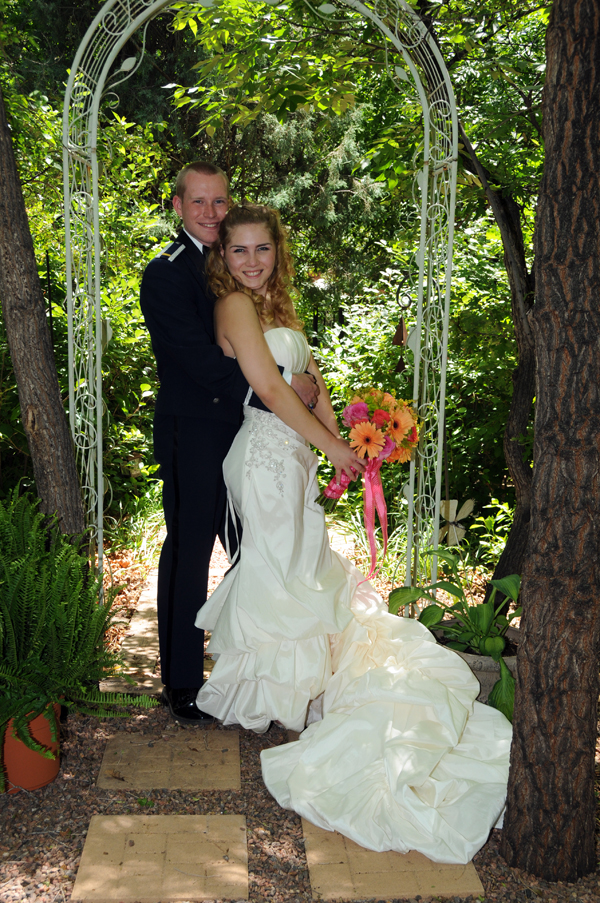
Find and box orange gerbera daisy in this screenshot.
[349,422,386,458]
[388,405,415,443]
[388,444,413,464]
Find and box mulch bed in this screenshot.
[2,704,600,903]
[101,548,151,653]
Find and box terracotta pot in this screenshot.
[2,704,61,794]
[455,651,517,703]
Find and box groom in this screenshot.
[141,162,318,724]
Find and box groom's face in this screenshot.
[173,171,229,246]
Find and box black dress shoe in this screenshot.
[161,686,215,725]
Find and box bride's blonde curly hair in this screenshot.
[207,203,304,331]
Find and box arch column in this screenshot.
[63,0,457,587]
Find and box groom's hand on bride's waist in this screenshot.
[291,371,319,409]
[246,370,318,414]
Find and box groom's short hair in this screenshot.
[175,161,230,199]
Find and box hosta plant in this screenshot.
[388,550,520,721]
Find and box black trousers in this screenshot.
[153,414,240,688]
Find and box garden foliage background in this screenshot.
[0,0,547,556]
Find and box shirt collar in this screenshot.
[183,229,209,255]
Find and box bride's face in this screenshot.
[223,223,276,298]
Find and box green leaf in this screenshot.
[480,635,505,661]
[487,658,515,722]
[418,604,445,628]
[425,548,460,577]
[455,630,476,644]
[388,586,435,614]
[469,601,494,635]
[431,580,465,601]
[490,574,520,602]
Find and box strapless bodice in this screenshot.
[264,327,311,373]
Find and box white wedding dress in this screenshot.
[196,327,512,864]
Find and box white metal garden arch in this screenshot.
[62,0,457,587]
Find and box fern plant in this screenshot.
[0,490,156,793]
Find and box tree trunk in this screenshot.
[458,125,535,598]
[0,88,85,534]
[501,0,600,881]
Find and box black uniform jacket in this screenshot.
[140,229,252,425]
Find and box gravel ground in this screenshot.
[2,547,599,902]
[1,703,600,903]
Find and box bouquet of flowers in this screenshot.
[317,388,419,577]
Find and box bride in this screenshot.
[195,203,512,865]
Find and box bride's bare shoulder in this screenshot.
[215,292,264,338]
[215,290,254,313]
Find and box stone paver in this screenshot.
[100,566,217,695]
[97,731,240,790]
[71,814,248,902]
[302,818,484,900]
[100,569,162,695]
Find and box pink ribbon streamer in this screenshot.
[321,461,388,580]
[322,470,352,500]
[363,458,388,579]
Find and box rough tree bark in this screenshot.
[501,0,600,881]
[0,87,85,534]
[459,125,536,598]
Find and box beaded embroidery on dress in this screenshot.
[244,408,294,496]
[195,327,512,865]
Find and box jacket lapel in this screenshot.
[177,230,207,291]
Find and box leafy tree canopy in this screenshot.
[170,0,547,205]
[0,0,549,537]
